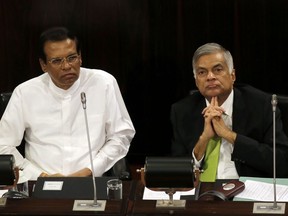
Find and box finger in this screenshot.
[214,107,225,115]
[214,96,219,106]
[210,97,215,106]
[202,107,209,114]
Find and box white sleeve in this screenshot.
[90,76,135,176]
[192,149,204,168]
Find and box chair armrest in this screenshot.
[104,157,131,180]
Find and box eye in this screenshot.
[196,70,207,77]
[213,66,223,74]
[67,55,78,63]
[50,58,62,65]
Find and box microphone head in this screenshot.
[81,92,86,103]
[81,92,86,109]
[271,94,277,106]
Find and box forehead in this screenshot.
[196,52,227,69]
[44,39,77,58]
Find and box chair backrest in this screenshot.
[0,92,12,118]
[276,95,288,137]
[0,92,26,156]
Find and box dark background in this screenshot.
[1,0,288,165]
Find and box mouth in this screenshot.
[206,84,218,89]
[62,73,77,79]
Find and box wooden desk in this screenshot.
[1,180,288,216]
[127,180,288,216]
[128,200,258,216]
[0,180,133,216]
[0,198,128,216]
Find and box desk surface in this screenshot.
[1,179,288,216]
[128,200,258,216]
[1,198,127,216]
[128,180,288,216]
[0,180,132,216]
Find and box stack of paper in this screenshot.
[234,177,288,201]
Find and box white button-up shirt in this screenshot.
[0,68,135,180]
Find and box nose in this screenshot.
[60,58,71,69]
[207,70,216,79]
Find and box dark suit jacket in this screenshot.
[170,84,288,178]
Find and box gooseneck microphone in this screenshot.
[73,93,106,211]
[254,94,285,213]
[81,92,99,207]
[271,94,278,209]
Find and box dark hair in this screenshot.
[38,27,81,62]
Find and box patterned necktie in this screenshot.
[200,137,221,182]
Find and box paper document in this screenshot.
[143,187,195,200]
[0,190,8,197]
[234,180,288,201]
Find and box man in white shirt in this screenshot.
[170,43,288,181]
[0,27,135,180]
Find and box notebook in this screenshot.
[32,176,115,199]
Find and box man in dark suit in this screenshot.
[170,43,288,180]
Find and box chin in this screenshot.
[205,89,221,96]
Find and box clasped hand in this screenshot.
[202,96,229,139]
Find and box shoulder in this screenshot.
[233,84,272,112]
[172,90,205,111]
[79,68,120,93]
[234,83,271,101]
[14,73,49,93]
[80,67,116,83]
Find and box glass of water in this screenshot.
[107,179,122,200]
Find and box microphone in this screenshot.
[73,92,106,211]
[253,94,285,213]
[81,92,86,109]
[272,94,278,209]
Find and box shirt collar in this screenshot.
[221,90,234,117]
[48,71,81,99]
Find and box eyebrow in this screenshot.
[196,66,207,71]
[212,63,224,68]
[49,53,78,60]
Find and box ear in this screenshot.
[195,78,199,88]
[78,53,82,66]
[231,69,236,82]
[39,59,48,73]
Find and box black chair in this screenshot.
[277,95,288,137]
[0,92,131,180]
[0,92,12,118]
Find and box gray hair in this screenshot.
[192,43,234,78]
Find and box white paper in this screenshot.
[234,180,288,201]
[0,190,8,197]
[143,187,195,200]
[43,181,63,190]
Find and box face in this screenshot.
[194,52,236,104]
[39,39,82,90]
